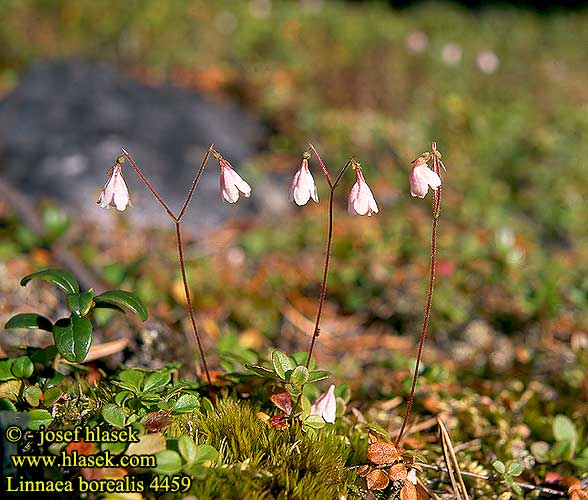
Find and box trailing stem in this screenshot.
[395,143,443,447]
[120,146,213,385]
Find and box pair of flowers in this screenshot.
[97,151,252,211]
[98,149,441,212]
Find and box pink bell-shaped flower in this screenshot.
[97,162,131,211]
[310,384,337,424]
[409,156,441,198]
[348,163,379,217]
[216,153,252,203]
[289,157,319,206]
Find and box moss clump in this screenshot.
[186,398,352,500]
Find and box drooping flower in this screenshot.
[409,156,441,198]
[215,152,251,203]
[289,155,318,206]
[348,162,379,217]
[97,162,131,211]
[310,384,337,424]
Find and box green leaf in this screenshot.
[553,415,577,444]
[308,370,331,383]
[24,385,42,406]
[304,414,326,429]
[5,313,53,332]
[143,371,171,392]
[53,316,93,363]
[507,461,523,476]
[552,440,574,461]
[28,409,52,430]
[291,352,316,369]
[245,364,275,378]
[118,370,145,393]
[178,435,198,464]
[192,444,218,464]
[66,289,95,317]
[290,366,309,385]
[155,450,183,475]
[0,359,16,381]
[20,268,79,294]
[11,356,34,379]
[511,483,522,495]
[572,448,588,468]
[0,399,17,411]
[94,290,148,321]
[102,404,126,428]
[492,460,506,475]
[272,350,296,381]
[42,386,63,406]
[172,394,200,413]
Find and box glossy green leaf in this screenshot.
[192,444,218,464]
[308,370,331,383]
[245,364,275,378]
[143,371,171,392]
[66,289,95,316]
[118,370,145,393]
[272,350,296,381]
[11,356,34,379]
[102,404,126,428]
[0,359,16,381]
[42,386,63,406]
[5,313,53,332]
[304,414,326,429]
[53,316,93,363]
[94,290,148,321]
[21,268,79,294]
[0,399,17,411]
[28,409,52,430]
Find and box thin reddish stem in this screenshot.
[121,148,177,222]
[308,143,333,188]
[177,145,213,222]
[395,149,442,448]
[175,222,212,385]
[306,188,335,369]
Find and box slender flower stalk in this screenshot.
[119,146,215,386]
[304,145,353,369]
[395,142,444,447]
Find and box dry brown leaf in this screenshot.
[367,441,400,465]
[401,482,418,500]
[366,469,390,490]
[388,463,408,482]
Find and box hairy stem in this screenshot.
[121,148,177,222]
[175,222,212,385]
[395,151,442,447]
[178,145,213,222]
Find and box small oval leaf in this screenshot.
[154,450,183,475]
[178,435,198,464]
[143,371,171,392]
[94,290,148,321]
[290,366,309,385]
[21,268,79,294]
[11,356,34,379]
[28,409,52,430]
[24,385,43,406]
[102,404,126,428]
[172,394,200,413]
[5,313,53,332]
[272,350,296,381]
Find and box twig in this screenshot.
[438,417,469,500]
[418,463,566,497]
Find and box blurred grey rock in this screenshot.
[0,59,267,228]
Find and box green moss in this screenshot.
[185,399,352,500]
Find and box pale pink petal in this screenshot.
[112,172,131,211]
[348,169,378,216]
[97,164,131,211]
[410,165,441,198]
[310,384,337,424]
[220,161,251,203]
[289,159,319,206]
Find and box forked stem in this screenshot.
[305,146,352,369]
[395,143,443,447]
[120,147,214,385]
